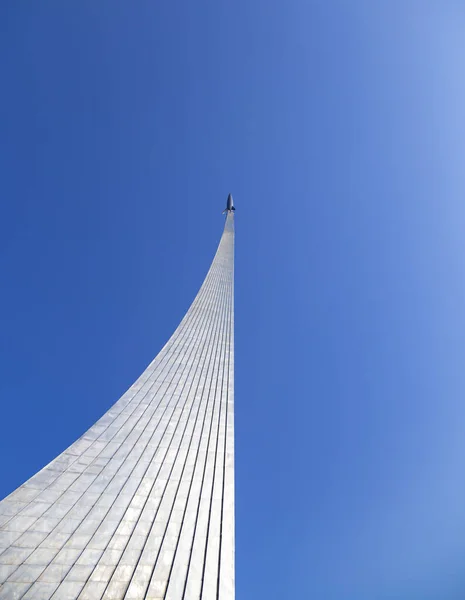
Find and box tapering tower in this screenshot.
[0,200,235,600]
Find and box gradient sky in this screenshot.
[3,2,465,598]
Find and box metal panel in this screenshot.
[0,211,235,599]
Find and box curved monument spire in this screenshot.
[0,202,235,600]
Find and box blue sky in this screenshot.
[2,1,465,598]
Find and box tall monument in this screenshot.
[0,198,235,600]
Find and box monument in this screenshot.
[0,197,235,600]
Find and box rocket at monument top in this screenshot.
[223,193,235,213]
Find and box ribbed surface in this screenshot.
[0,213,235,600]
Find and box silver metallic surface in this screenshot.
[223,195,234,214]
[0,211,235,600]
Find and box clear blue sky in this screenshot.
[2,2,465,598]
